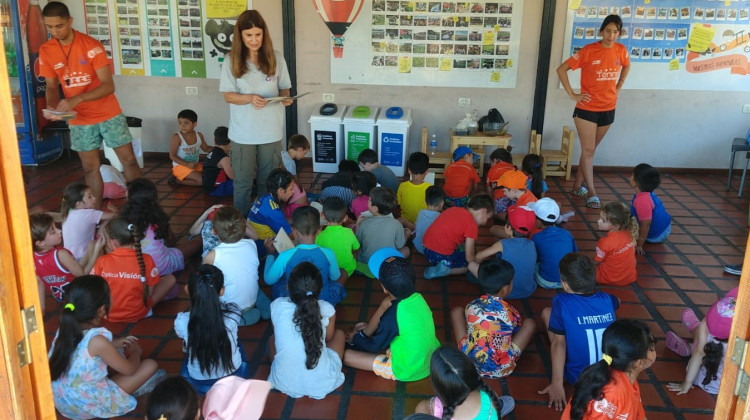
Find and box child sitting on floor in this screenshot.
[488,169,537,237]
[422,194,494,279]
[522,154,547,199]
[203,206,268,326]
[486,147,515,214]
[247,168,296,247]
[145,376,199,420]
[61,181,114,266]
[358,148,400,192]
[666,287,737,395]
[319,160,360,207]
[350,170,377,219]
[443,146,481,207]
[595,201,638,286]
[168,109,210,186]
[451,259,536,378]
[356,187,411,275]
[630,163,672,255]
[316,197,360,284]
[268,262,346,399]
[344,248,440,382]
[202,126,234,196]
[100,158,127,200]
[470,205,538,299]
[414,186,445,255]
[539,252,620,412]
[281,133,310,176]
[264,206,346,306]
[529,198,577,289]
[397,152,431,230]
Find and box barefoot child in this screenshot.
[169,109,211,186]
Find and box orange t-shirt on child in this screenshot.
[560,370,646,420]
[38,31,122,126]
[595,230,637,286]
[92,248,160,323]
[566,42,630,112]
[444,160,481,198]
[487,161,515,199]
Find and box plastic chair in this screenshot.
[540,126,575,180]
[727,137,750,197]
[421,127,452,179]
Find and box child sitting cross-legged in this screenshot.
[397,152,431,231]
[443,146,481,208]
[529,198,577,289]
[488,169,537,237]
[538,252,620,412]
[469,205,538,299]
[203,206,269,326]
[358,148,400,192]
[451,259,536,378]
[595,201,638,286]
[414,186,445,255]
[350,170,377,220]
[268,262,346,399]
[247,168,296,256]
[264,206,347,306]
[316,197,360,284]
[630,163,672,255]
[344,248,440,382]
[485,147,515,214]
[169,109,211,186]
[422,194,494,279]
[355,187,411,276]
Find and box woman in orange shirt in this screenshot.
[557,15,630,209]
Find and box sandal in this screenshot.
[570,185,589,199]
[586,196,601,209]
[666,332,692,357]
[682,308,700,333]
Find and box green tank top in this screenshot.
[391,293,440,381]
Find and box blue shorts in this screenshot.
[445,195,469,208]
[424,245,467,268]
[647,223,671,243]
[494,196,515,214]
[535,263,561,289]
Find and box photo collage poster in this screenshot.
[82,0,248,78]
[331,1,523,88]
[564,0,750,91]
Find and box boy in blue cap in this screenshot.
[443,146,481,207]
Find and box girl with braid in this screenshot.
[267,262,345,399]
[416,345,515,420]
[92,216,177,323]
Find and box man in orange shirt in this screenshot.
[39,2,141,207]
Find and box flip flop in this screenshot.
[665,331,692,357]
[570,185,589,198]
[682,308,700,333]
[586,196,601,209]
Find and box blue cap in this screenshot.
[368,248,403,279]
[453,146,478,162]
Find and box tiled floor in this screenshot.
[25,155,746,420]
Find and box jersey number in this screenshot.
[586,328,606,365]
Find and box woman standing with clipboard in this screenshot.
[558,14,630,209]
[220,10,294,216]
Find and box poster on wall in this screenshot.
[330,1,524,88]
[145,0,176,77]
[114,0,145,75]
[83,0,115,68]
[562,0,750,91]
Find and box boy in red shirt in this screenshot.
[443,146,481,207]
[422,194,494,279]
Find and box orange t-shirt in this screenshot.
[595,230,637,286]
[92,248,160,323]
[566,42,629,112]
[443,160,481,198]
[515,189,537,208]
[38,31,122,125]
[560,370,646,420]
[487,161,515,199]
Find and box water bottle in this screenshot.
[430,134,438,155]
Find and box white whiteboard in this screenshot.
[330,1,524,88]
[562,0,750,92]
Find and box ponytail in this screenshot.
[521,154,544,198]
[570,360,612,420]
[601,201,638,242]
[49,276,111,381]
[288,262,324,370]
[477,381,503,419]
[702,341,725,386]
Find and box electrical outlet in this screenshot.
[458,97,471,107]
[323,93,335,102]
[185,86,198,95]
[743,104,750,114]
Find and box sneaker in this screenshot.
[132,369,167,398]
[724,264,743,276]
[665,332,691,357]
[681,308,700,333]
[498,395,515,417]
[424,263,450,279]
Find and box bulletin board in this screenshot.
[82,0,250,78]
[562,0,750,91]
[330,1,524,88]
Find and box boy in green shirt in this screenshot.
[343,248,440,381]
[316,196,360,283]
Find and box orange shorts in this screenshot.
[372,354,396,380]
[172,163,202,180]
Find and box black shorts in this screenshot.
[573,107,615,127]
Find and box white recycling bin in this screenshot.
[342,106,379,162]
[308,104,347,173]
[376,107,412,177]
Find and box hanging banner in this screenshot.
[178,0,206,78]
[114,0,145,75]
[145,0,176,76]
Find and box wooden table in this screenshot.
[449,130,512,177]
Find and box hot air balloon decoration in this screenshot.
[312,0,365,58]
